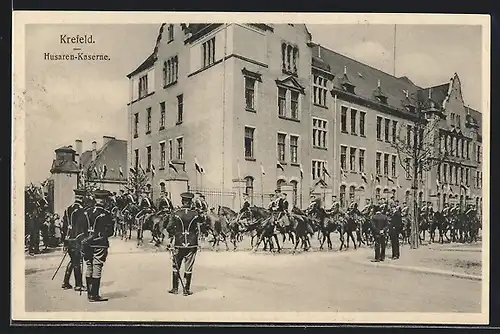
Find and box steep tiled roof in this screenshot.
[127,24,166,78]
[82,139,128,182]
[316,45,421,114]
[418,82,450,110]
[50,159,79,174]
[465,106,482,130]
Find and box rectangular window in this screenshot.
[349,147,356,171]
[159,142,166,169]
[465,168,469,186]
[177,94,183,124]
[290,135,298,164]
[244,127,255,159]
[245,77,256,111]
[176,137,183,160]
[278,87,287,117]
[312,117,328,149]
[341,106,348,133]
[460,167,464,184]
[146,146,152,170]
[134,149,139,171]
[437,163,441,182]
[133,113,139,137]
[290,91,299,120]
[451,113,455,126]
[384,118,390,141]
[449,165,453,184]
[168,139,173,161]
[340,145,347,170]
[167,24,174,42]
[477,145,481,163]
[456,115,461,128]
[312,75,327,107]
[359,112,366,136]
[405,158,411,179]
[138,74,148,98]
[202,37,216,67]
[376,152,381,175]
[163,56,178,87]
[159,102,166,129]
[277,133,286,162]
[392,120,397,142]
[282,43,298,74]
[383,153,389,175]
[443,163,448,183]
[359,149,365,172]
[455,166,459,185]
[377,116,382,140]
[312,160,326,180]
[350,109,357,134]
[146,107,151,133]
[391,155,397,177]
[466,141,470,159]
[476,171,481,188]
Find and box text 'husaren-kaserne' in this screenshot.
[44,52,111,61]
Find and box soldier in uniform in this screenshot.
[360,199,373,217]
[239,193,251,220]
[267,194,276,211]
[389,204,402,259]
[277,192,290,220]
[60,189,88,291]
[157,189,174,214]
[82,189,115,302]
[136,191,155,226]
[166,192,203,296]
[306,195,321,213]
[371,205,389,262]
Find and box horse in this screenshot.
[243,206,282,253]
[204,209,231,251]
[217,206,244,251]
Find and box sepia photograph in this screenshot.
[12,12,490,324]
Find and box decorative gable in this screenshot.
[275,75,305,94]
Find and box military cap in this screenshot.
[200,194,205,199]
[94,189,112,199]
[180,192,194,200]
[73,189,86,196]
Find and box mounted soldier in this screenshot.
[82,189,115,302]
[306,194,322,214]
[238,193,251,220]
[157,189,174,215]
[360,199,373,216]
[136,190,155,223]
[166,192,203,296]
[277,192,289,220]
[401,202,409,217]
[60,189,88,292]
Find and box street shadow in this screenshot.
[25,267,54,276]
[103,288,140,300]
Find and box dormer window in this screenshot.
[374,79,388,104]
[340,65,355,94]
[167,24,174,42]
[281,42,298,75]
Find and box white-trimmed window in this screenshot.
[376,152,382,175]
[202,37,216,68]
[349,147,356,172]
[340,145,347,170]
[350,109,357,135]
[312,160,326,180]
[138,74,148,98]
[146,145,152,170]
[391,155,397,177]
[277,133,286,163]
[359,111,366,136]
[176,137,183,160]
[312,117,328,149]
[384,118,390,142]
[245,77,256,111]
[313,74,327,107]
[168,139,173,161]
[281,42,298,74]
[163,56,178,87]
[159,141,166,169]
[159,102,166,129]
[146,107,152,133]
[383,153,389,175]
[291,91,299,120]
[133,113,139,138]
[278,87,287,117]
[359,149,365,173]
[376,116,382,140]
[290,135,299,164]
[341,106,348,133]
[244,127,255,159]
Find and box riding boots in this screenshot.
[183,273,193,296]
[61,264,73,290]
[86,277,93,301]
[89,278,108,302]
[168,272,179,294]
[73,266,86,292]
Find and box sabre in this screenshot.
[167,246,185,291]
[51,249,68,280]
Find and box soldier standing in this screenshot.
[371,205,389,262]
[166,192,203,296]
[82,189,115,302]
[60,189,88,291]
[389,205,402,260]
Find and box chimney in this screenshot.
[75,139,82,166]
[103,135,115,146]
[317,44,321,58]
[92,140,97,161]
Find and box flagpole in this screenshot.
[260,171,264,207]
[393,24,397,76]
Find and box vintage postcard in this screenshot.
[12,12,490,324]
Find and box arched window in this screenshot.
[437,192,441,211]
[290,180,298,207]
[405,190,410,204]
[375,188,381,202]
[418,191,423,207]
[340,185,346,208]
[276,179,286,192]
[245,176,254,203]
[349,186,356,204]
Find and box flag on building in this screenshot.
[299,163,304,179]
[260,163,265,176]
[119,165,124,177]
[387,176,395,184]
[277,161,285,171]
[151,164,156,177]
[340,168,346,179]
[194,157,204,174]
[168,161,178,173]
[449,185,454,194]
[322,165,331,177]
[93,166,99,177]
[101,165,107,179]
[139,164,145,175]
[237,161,241,179]
[130,167,136,174]
[436,179,441,190]
[370,173,374,182]
[375,175,381,183]
[361,172,367,183]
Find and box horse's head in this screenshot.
[250,206,269,220]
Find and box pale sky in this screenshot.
[23,23,482,184]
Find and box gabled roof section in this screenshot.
[127,24,166,78]
[275,75,306,94]
[465,106,482,131]
[418,82,450,110]
[82,138,128,182]
[50,159,79,174]
[315,45,420,111]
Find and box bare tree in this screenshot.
[390,92,451,249]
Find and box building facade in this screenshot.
[127,23,483,212]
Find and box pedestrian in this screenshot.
[166,192,203,296]
[371,205,389,262]
[389,206,402,260]
[82,189,115,302]
[60,189,88,292]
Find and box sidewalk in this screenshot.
[351,242,482,280]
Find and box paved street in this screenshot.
[25,236,482,313]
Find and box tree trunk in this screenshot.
[411,176,419,249]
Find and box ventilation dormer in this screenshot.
[373,79,388,104]
[402,89,416,113]
[340,65,355,94]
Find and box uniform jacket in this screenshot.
[240,200,251,214]
[371,212,389,234]
[157,196,174,211]
[166,207,202,248]
[389,210,402,234]
[278,198,289,212]
[140,197,153,210]
[84,204,114,248]
[401,206,409,216]
[62,200,88,245]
